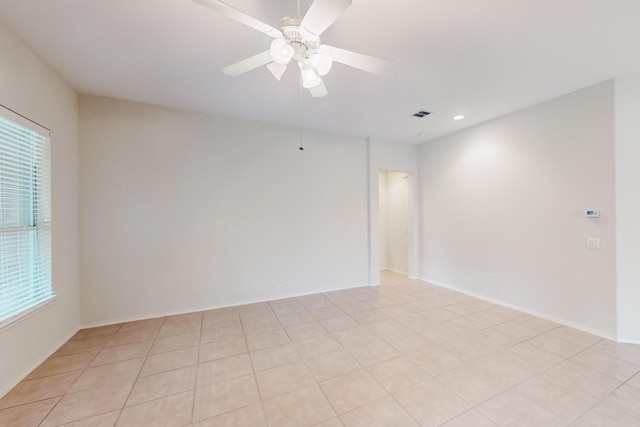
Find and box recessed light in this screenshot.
[453,115,465,121]
[417,132,427,137]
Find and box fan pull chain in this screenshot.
[299,72,304,151]
[296,0,304,151]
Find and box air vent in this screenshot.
[413,110,431,118]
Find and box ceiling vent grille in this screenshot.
[413,110,431,118]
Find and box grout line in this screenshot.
[112,318,163,426]
[243,325,271,426]
[36,397,63,427]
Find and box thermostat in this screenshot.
[586,210,600,218]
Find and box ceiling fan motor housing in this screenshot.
[281,18,321,61]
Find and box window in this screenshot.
[0,107,53,328]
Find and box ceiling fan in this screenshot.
[193,0,392,97]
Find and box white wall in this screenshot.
[379,171,410,274]
[79,96,369,326]
[368,140,420,284]
[419,81,617,337]
[615,76,640,343]
[0,22,79,396]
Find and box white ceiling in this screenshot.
[1,0,640,142]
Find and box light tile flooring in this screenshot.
[2,271,640,426]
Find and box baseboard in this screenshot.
[616,338,640,345]
[420,277,619,342]
[0,327,79,399]
[81,282,372,329]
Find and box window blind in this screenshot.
[0,111,53,327]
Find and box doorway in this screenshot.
[378,170,411,275]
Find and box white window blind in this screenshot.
[0,108,53,328]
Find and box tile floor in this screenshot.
[1,270,640,426]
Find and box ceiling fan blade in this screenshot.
[266,62,287,81]
[326,45,392,75]
[309,79,328,98]
[301,0,352,36]
[223,51,273,76]
[193,0,283,38]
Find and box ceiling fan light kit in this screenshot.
[311,45,333,76]
[270,38,295,65]
[194,0,391,97]
[299,62,322,88]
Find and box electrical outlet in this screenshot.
[277,284,284,292]
[587,237,601,249]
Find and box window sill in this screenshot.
[0,296,57,333]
